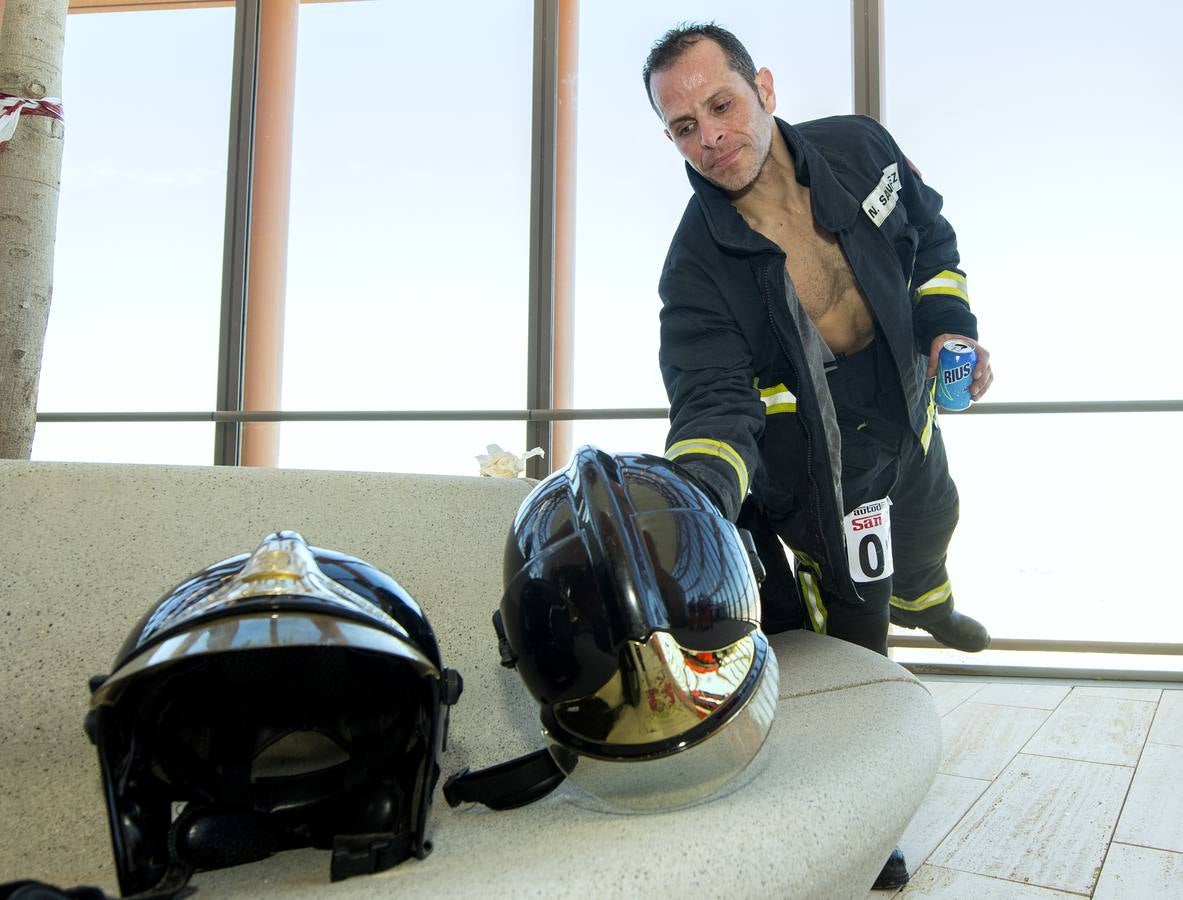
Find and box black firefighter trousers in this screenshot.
[741,339,961,657]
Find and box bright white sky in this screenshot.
[29,1,1183,661]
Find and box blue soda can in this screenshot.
[935,340,977,411]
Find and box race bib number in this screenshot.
[843,498,893,583]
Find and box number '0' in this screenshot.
[859,534,885,578]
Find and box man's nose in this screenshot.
[698,121,725,148]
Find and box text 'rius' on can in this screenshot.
[935,340,977,411]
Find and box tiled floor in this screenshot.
[872,676,1183,899]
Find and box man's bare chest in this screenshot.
[761,219,862,321]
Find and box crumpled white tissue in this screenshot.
[476,444,545,478]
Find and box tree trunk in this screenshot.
[0,0,67,459]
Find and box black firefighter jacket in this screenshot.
[658,114,977,607]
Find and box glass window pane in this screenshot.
[32,423,215,466]
[37,8,233,422]
[278,421,534,478]
[891,412,1183,672]
[573,4,853,412]
[572,410,1183,677]
[885,2,1183,401]
[568,418,671,463]
[279,0,532,426]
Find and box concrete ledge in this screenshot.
[194,634,937,900]
[0,461,940,898]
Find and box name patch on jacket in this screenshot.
[862,163,901,227]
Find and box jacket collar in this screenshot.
[685,117,862,253]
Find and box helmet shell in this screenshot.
[113,540,442,672]
[498,446,778,811]
[86,531,460,896]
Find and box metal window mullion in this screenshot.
[214,0,261,466]
[891,637,1183,655]
[851,0,884,120]
[525,0,559,479]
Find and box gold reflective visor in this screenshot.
[544,630,779,812]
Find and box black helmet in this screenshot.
[84,531,462,898]
[448,446,777,813]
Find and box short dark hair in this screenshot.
[642,23,758,118]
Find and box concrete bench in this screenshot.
[0,460,940,898]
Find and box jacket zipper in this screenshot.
[844,225,926,442]
[757,261,850,600]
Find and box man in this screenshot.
[644,26,989,886]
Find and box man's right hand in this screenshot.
[927,334,994,401]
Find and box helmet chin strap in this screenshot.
[442,749,566,811]
[442,610,566,810]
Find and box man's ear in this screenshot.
[755,67,776,114]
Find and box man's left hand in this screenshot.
[928,334,994,401]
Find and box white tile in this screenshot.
[939,702,1050,780]
[1148,688,1183,747]
[922,680,985,716]
[1023,693,1156,766]
[1114,742,1183,853]
[897,774,991,870]
[972,683,1071,710]
[1072,685,1162,702]
[929,753,1133,895]
[899,865,1081,898]
[1094,842,1183,900]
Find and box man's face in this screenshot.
[650,39,775,194]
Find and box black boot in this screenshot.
[923,610,990,652]
[872,846,909,890]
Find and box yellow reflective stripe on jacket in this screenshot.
[798,568,828,635]
[758,382,798,414]
[665,438,750,497]
[920,379,937,453]
[792,549,823,574]
[890,580,953,612]
[792,552,827,635]
[915,269,969,303]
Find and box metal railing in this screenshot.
[32,399,1183,424]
